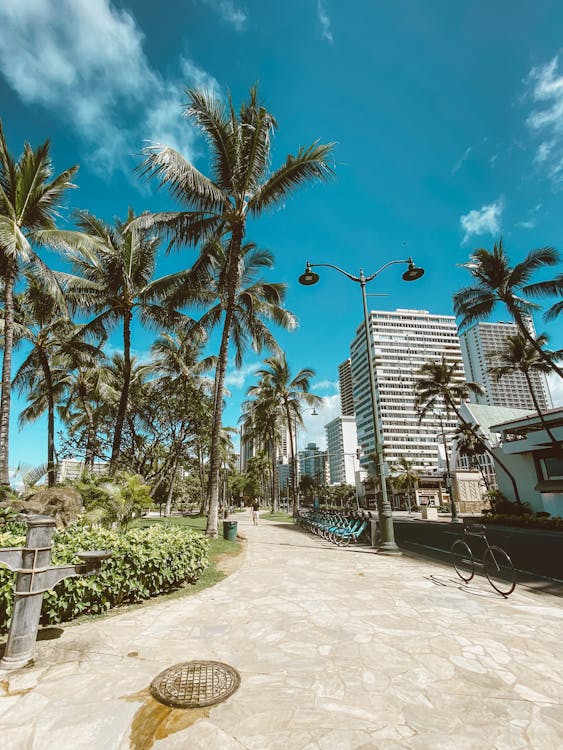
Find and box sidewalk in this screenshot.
[1,514,563,749]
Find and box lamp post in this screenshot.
[299,258,424,553]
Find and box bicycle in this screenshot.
[450,524,516,596]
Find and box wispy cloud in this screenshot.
[452,146,473,174]
[312,379,339,392]
[525,56,563,182]
[224,362,261,388]
[460,198,503,245]
[317,0,333,44]
[199,0,247,30]
[0,0,219,176]
[548,372,563,407]
[516,203,542,230]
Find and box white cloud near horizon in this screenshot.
[317,0,333,44]
[525,56,563,182]
[0,0,219,176]
[459,198,503,245]
[548,373,563,407]
[224,362,261,388]
[299,393,341,450]
[199,0,247,30]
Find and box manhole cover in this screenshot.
[150,661,241,708]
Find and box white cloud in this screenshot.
[317,0,333,44]
[312,379,339,392]
[452,146,473,174]
[199,0,247,30]
[525,57,563,182]
[298,393,341,450]
[547,372,563,407]
[224,362,261,388]
[516,202,542,230]
[0,0,218,176]
[459,198,503,245]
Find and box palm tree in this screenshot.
[453,239,563,378]
[0,121,79,487]
[488,332,562,449]
[415,356,522,503]
[57,209,188,473]
[391,457,419,513]
[524,272,563,323]
[251,354,322,516]
[137,86,334,536]
[12,276,100,486]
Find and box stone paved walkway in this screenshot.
[1,514,563,749]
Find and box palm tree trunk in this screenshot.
[285,402,298,516]
[110,309,132,474]
[523,370,561,449]
[206,225,244,537]
[512,308,563,378]
[38,351,56,487]
[0,261,16,489]
[164,459,177,517]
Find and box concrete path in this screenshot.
[1,514,563,749]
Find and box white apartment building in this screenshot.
[459,320,552,412]
[325,415,361,484]
[298,443,328,486]
[349,308,463,474]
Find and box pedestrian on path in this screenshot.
[251,501,260,526]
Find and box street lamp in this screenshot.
[298,257,425,554]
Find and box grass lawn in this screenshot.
[261,511,293,523]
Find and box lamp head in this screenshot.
[311,408,318,416]
[402,258,425,282]
[298,263,320,286]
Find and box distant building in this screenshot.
[338,359,355,416]
[325,416,360,485]
[459,320,552,412]
[56,459,108,483]
[298,443,328,486]
[349,308,462,474]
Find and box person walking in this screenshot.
[251,501,260,526]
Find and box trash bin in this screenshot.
[223,520,238,541]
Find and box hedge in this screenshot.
[0,524,209,633]
[483,513,563,531]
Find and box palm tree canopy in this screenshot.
[135,86,335,250]
[453,239,560,330]
[488,332,562,380]
[523,272,563,323]
[414,356,484,420]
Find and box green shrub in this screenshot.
[483,513,563,530]
[0,524,209,633]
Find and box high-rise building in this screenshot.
[338,359,355,416]
[298,443,328,486]
[349,308,463,473]
[459,320,552,412]
[325,415,360,484]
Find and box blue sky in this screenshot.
[1,0,563,468]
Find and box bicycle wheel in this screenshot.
[483,546,516,596]
[451,540,475,583]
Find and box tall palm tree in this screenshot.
[453,239,563,378]
[0,120,79,487]
[488,332,562,449]
[167,240,297,534]
[137,86,334,536]
[415,356,521,503]
[57,209,188,473]
[251,354,322,516]
[13,276,101,486]
[391,457,419,513]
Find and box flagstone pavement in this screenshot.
[1,513,562,749]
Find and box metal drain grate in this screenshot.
[150,660,241,709]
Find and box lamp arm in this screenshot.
[364,258,411,282]
[307,262,361,283]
